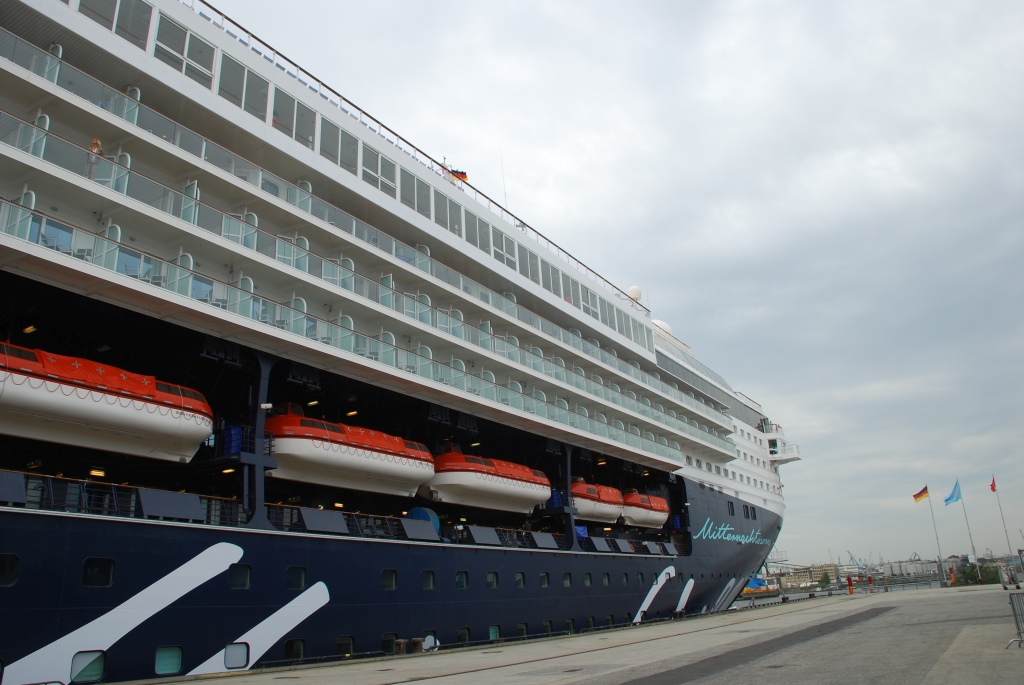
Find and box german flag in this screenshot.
[913,486,929,502]
[450,169,468,182]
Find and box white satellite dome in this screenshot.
[627,285,642,302]
[651,319,673,336]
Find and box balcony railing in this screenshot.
[0,24,734,428]
[0,198,743,463]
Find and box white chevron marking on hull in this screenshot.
[0,542,243,685]
[188,582,330,675]
[633,566,677,624]
[675,578,695,613]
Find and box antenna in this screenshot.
[499,146,508,208]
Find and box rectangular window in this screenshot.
[487,571,498,589]
[570,278,582,309]
[0,553,19,586]
[114,0,152,49]
[580,286,599,319]
[465,211,490,254]
[154,646,182,675]
[433,191,462,236]
[561,273,574,305]
[362,146,396,197]
[295,101,315,149]
[492,227,517,269]
[79,0,117,29]
[751,507,757,520]
[218,54,245,108]
[243,70,270,121]
[515,571,525,588]
[727,501,735,516]
[599,298,615,329]
[228,563,251,589]
[400,168,416,210]
[584,572,592,587]
[540,572,550,588]
[743,505,750,519]
[458,627,471,644]
[71,651,106,683]
[456,570,468,589]
[421,570,435,590]
[489,625,500,640]
[286,566,306,590]
[284,639,304,660]
[154,15,213,87]
[272,89,295,138]
[517,622,528,637]
[82,558,114,587]
[320,117,340,164]
[518,244,530,279]
[339,128,358,174]
[381,569,397,590]
[336,636,354,657]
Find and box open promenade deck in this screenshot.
[165,585,1020,685]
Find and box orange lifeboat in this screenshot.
[264,402,434,496]
[417,442,551,514]
[0,342,213,461]
[570,480,624,523]
[621,488,670,528]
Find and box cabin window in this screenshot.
[0,554,19,586]
[517,622,528,637]
[457,627,471,644]
[228,564,250,589]
[320,117,341,164]
[336,636,354,657]
[727,501,735,516]
[284,639,305,660]
[70,651,105,683]
[456,570,469,589]
[750,507,757,520]
[381,633,397,655]
[489,625,501,640]
[381,569,397,590]
[602,573,610,587]
[621,573,629,586]
[82,558,114,587]
[563,572,572,588]
[584,573,592,587]
[606,614,614,626]
[515,571,525,588]
[625,612,632,623]
[286,566,306,590]
[565,618,575,634]
[487,571,499,589]
[421,570,435,590]
[154,646,182,675]
[686,456,693,466]
[540,572,549,588]
[363,145,397,198]
[464,210,491,254]
[637,572,644,586]
[743,505,750,519]
[542,620,552,634]
[154,14,214,88]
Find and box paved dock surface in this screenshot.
[179,585,1021,685]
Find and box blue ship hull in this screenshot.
[0,484,780,684]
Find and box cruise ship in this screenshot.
[0,1,801,682]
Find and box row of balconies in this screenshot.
[0,24,737,429]
[0,190,738,468]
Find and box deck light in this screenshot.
[334,502,344,508]
[470,442,480,447]
[459,517,467,522]
[25,460,41,469]
[22,325,36,334]
[307,400,318,407]
[259,403,273,410]
[346,410,358,417]
[597,459,607,466]
[402,511,407,515]
[89,468,105,477]
[222,468,235,474]
[603,527,612,532]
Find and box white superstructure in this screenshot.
[0,0,797,517]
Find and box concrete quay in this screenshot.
[178,585,1021,685]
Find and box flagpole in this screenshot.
[926,492,947,583]
[993,476,1013,557]
[958,479,982,581]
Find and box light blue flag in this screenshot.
[944,480,962,506]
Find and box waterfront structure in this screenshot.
[0,1,800,682]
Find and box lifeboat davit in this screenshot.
[621,488,670,528]
[264,402,434,496]
[0,342,213,461]
[571,480,624,523]
[417,442,551,514]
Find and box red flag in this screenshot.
[990,476,996,493]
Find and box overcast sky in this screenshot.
[214,0,1024,566]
